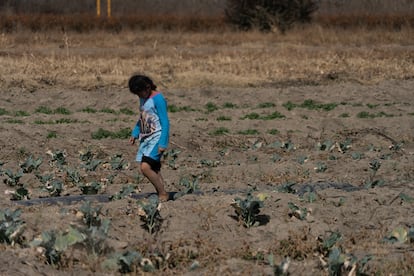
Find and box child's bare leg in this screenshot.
[140,162,169,201]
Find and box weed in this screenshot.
[119,108,135,115]
[238,129,259,135]
[81,107,97,113]
[267,129,279,135]
[35,106,53,114]
[0,108,9,115]
[100,108,117,114]
[14,110,30,116]
[168,104,196,112]
[242,112,260,119]
[91,128,130,139]
[47,131,57,138]
[223,102,237,108]
[339,113,349,118]
[257,102,276,108]
[209,127,229,136]
[54,107,71,115]
[216,116,232,121]
[137,195,163,234]
[205,102,218,113]
[0,208,25,245]
[5,119,24,124]
[282,101,296,111]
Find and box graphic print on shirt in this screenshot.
[139,98,162,140]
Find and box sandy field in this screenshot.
[0,28,414,275]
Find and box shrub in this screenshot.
[225,0,318,32]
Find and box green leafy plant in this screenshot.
[238,129,259,135]
[287,202,308,220]
[79,181,102,195]
[164,149,181,169]
[3,169,23,187]
[268,254,290,276]
[65,167,83,184]
[108,154,128,170]
[276,182,297,194]
[110,184,137,201]
[216,115,232,121]
[43,179,64,197]
[20,155,42,173]
[91,128,131,139]
[137,195,163,234]
[30,227,86,266]
[209,127,229,136]
[46,150,67,167]
[0,208,25,245]
[3,169,29,200]
[77,201,110,255]
[103,250,142,273]
[205,102,218,113]
[180,175,200,193]
[231,192,265,228]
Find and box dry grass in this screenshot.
[1,25,413,91]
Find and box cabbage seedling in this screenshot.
[231,192,265,228]
[108,154,129,170]
[79,181,102,195]
[137,195,163,234]
[365,159,384,188]
[287,202,308,220]
[46,150,67,167]
[0,208,25,245]
[3,169,23,187]
[20,155,42,173]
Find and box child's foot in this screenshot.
[158,193,169,202]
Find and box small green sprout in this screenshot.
[164,148,181,170]
[276,182,296,194]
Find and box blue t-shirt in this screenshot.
[131,93,169,149]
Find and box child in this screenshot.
[128,74,170,202]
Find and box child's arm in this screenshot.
[154,94,170,150]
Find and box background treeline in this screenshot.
[0,0,413,32]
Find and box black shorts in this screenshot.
[142,156,161,172]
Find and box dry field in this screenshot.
[1,25,414,275]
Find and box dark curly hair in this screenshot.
[128,74,157,95]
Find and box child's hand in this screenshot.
[129,137,136,145]
[158,147,166,154]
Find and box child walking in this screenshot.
[128,74,170,202]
